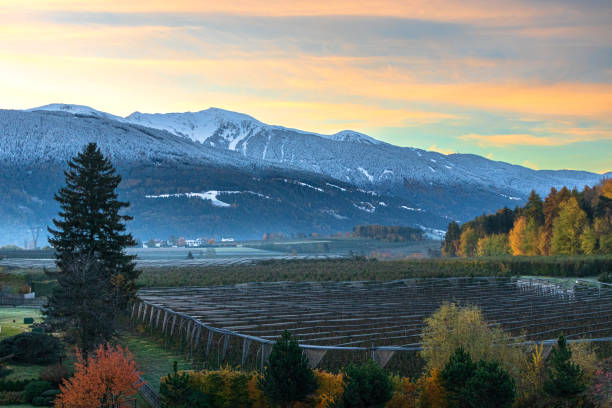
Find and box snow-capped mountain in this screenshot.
[119,107,606,196]
[1,104,608,245]
[119,106,609,207]
[27,103,123,121]
[0,108,445,245]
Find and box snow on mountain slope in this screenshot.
[28,103,123,121]
[20,104,610,201]
[0,109,254,168]
[125,108,263,148]
[125,111,608,199]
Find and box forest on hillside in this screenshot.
[442,179,612,257]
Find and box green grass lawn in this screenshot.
[0,405,36,408]
[116,329,193,391]
[0,307,42,339]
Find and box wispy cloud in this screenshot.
[428,145,455,155]
[460,133,570,147]
[0,0,610,171]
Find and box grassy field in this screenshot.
[0,307,42,339]
[116,328,194,391]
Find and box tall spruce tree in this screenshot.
[46,143,137,355]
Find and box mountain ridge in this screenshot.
[0,104,607,245]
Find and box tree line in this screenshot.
[443,180,612,257]
[353,224,424,242]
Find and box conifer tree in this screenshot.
[443,221,461,257]
[260,330,317,407]
[544,336,586,402]
[46,143,137,355]
[523,190,544,226]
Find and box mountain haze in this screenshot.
[0,104,608,246]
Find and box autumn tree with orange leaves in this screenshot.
[55,344,143,408]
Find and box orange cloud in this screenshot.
[460,133,571,147]
[0,0,553,23]
[427,145,455,155]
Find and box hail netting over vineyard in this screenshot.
[133,278,612,371]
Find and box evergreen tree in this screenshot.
[443,221,461,257]
[260,330,317,408]
[523,190,544,226]
[47,256,116,356]
[341,360,393,408]
[544,336,586,402]
[46,143,137,355]
[160,362,193,408]
[441,347,476,408]
[462,360,515,408]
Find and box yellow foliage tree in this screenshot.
[509,216,540,255]
[417,369,448,408]
[386,376,418,408]
[420,303,525,382]
[519,343,545,402]
[602,178,612,199]
[569,342,599,385]
[311,370,343,408]
[457,227,478,257]
[550,197,588,254]
[476,234,510,256]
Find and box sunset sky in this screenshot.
[1,0,610,172]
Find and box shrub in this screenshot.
[0,379,30,392]
[55,343,144,408]
[260,331,317,407]
[341,360,393,408]
[0,390,25,404]
[40,363,69,386]
[416,369,447,408]
[0,365,12,379]
[386,375,417,408]
[247,374,267,408]
[312,370,344,408]
[0,332,63,364]
[160,361,195,408]
[516,343,546,406]
[23,380,53,403]
[188,366,251,408]
[31,395,53,406]
[40,389,60,399]
[569,341,599,385]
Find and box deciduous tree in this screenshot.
[55,344,143,408]
[550,197,588,254]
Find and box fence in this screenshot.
[0,292,46,307]
[138,376,161,408]
[133,277,612,375]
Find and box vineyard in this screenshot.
[134,277,612,374]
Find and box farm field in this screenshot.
[0,238,441,269]
[135,255,612,287]
[135,277,612,373]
